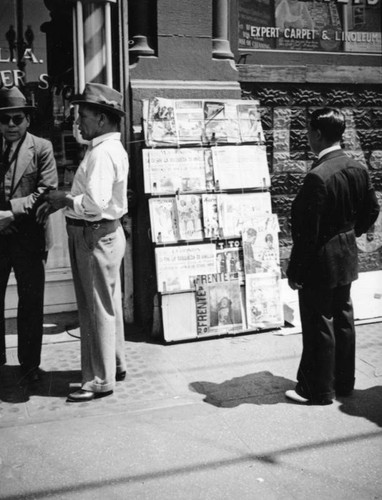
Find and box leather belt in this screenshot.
[66,218,119,230]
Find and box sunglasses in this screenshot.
[0,114,26,125]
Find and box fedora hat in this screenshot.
[0,86,36,112]
[71,83,125,117]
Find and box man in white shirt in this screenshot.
[42,83,129,402]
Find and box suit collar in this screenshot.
[311,149,346,169]
[10,132,34,196]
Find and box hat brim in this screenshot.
[71,98,125,117]
[0,105,36,112]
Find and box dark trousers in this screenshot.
[297,283,355,401]
[0,235,46,371]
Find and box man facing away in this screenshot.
[286,107,380,406]
[0,86,58,383]
[41,83,128,402]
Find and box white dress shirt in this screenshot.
[65,132,128,221]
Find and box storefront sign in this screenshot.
[238,0,381,53]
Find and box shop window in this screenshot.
[1,0,83,188]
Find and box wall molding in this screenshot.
[131,79,241,91]
[238,65,382,85]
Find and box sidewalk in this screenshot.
[0,314,381,499]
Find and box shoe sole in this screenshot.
[66,390,113,403]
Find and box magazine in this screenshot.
[174,100,205,144]
[218,192,273,237]
[148,197,179,243]
[202,194,220,238]
[204,149,216,191]
[142,148,207,194]
[155,244,216,293]
[145,97,178,146]
[237,102,265,143]
[245,272,284,329]
[242,214,280,275]
[176,194,204,241]
[211,145,270,190]
[215,238,244,283]
[195,273,243,336]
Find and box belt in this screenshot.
[66,218,119,230]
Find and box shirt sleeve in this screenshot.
[72,148,115,218]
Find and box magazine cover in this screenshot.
[174,100,205,144]
[149,197,179,243]
[155,244,216,293]
[218,192,273,237]
[211,145,270,190]
[242,214,280,275]
[195,273,243,336]
[202,194,220,238]
[245,272,284,330]
[237,102,265,143]
[215,239,244,283]
[145,97,178,146]
[176,194,204,241]
[142,148,207,194]
[203,101,228,143]
[204,149,215,191]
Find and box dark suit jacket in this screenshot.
[287,150,380,288]
[1,132,58,253]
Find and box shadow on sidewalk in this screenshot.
[190,371,294,407]
[338,387,382,427]
[0,365,81,403]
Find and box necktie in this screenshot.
[2,142,12,170]
[0,142,13,208]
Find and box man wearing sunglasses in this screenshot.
[0,86,57,384]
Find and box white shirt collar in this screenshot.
[318,144,341,160]
[90,132,121,148]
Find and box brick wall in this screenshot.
[241,83,382,277]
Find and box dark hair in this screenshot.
[102,109,121,127]
[309,108,345,143]
[265,233,273,242]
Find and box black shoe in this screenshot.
[66,389,113,403]
[308,398,333,406]
[336,389,353,397]
[116,371,126,382]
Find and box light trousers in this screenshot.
[67,222,126,393]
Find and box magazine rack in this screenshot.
[142,98,284,342]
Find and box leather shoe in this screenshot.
[116,371,126,382]
[285,389,309,404]
[66,389,113,403]
[308,397,333,406]
[285,389,332,406]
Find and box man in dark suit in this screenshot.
[286,107,379,406]
[0,86,58,383]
